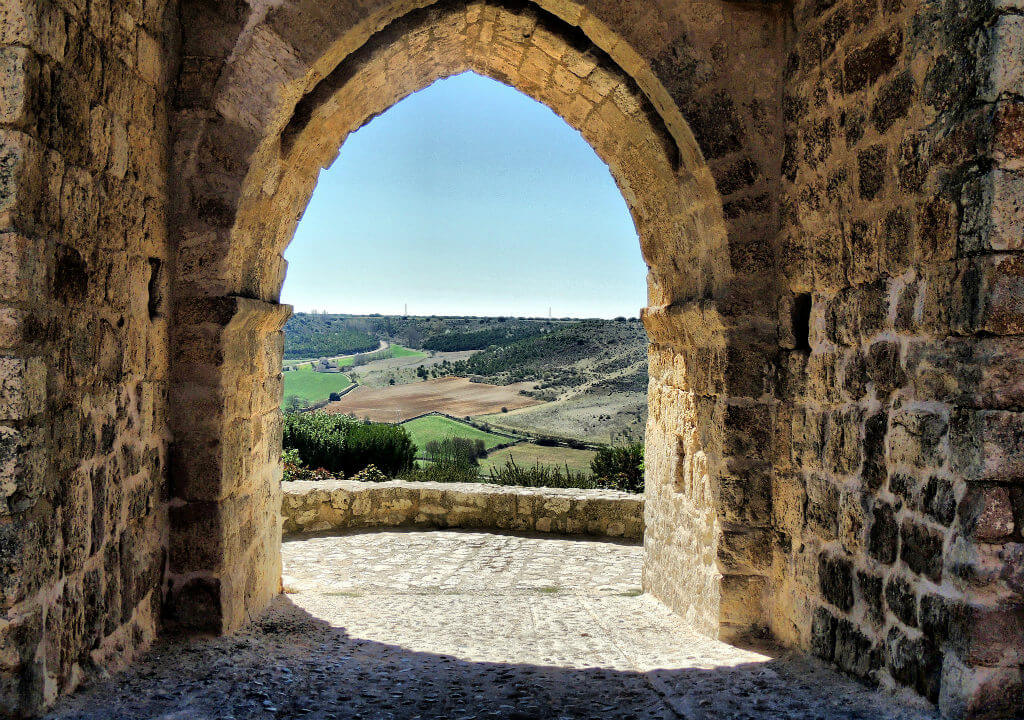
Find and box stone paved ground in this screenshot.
[48,530,940,720]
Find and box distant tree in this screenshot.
[285,395,309,413]
[405,327,423,348]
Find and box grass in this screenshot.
[282,364,352,405]
[390,345,426,358]
[400,415,510,453]
[478,443,596,474]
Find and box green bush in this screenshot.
[282,412,416,477]
[486,457,600,490]
[591,442,644,493]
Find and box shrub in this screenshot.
[591,442,644,493]
[350,464,388,482]
[486,457,600,490]
[282,412,416,477]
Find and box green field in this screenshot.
[400,415,510,454]
[390,345,426,358]
[479,443,597,474]
[284,344,423,369]
[282,365,352,406]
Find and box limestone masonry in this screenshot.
[0,0,1022,716]
[281,480,645,538]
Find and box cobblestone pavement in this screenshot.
[48,530,940,720]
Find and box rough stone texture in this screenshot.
[1,0,1022,715]
[281,479,645,539]
[44,531,941,720]
[772,0,1024,717]
[0,0,173,713]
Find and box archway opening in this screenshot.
[166,0,749,654]
[278,67,652,575]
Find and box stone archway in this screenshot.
[166,0,781,642]
[3,0,1021,714]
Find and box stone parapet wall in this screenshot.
[282,480,644,540]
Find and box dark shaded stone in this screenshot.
[900,520,944,581]
[920,593,958,644]
[716,157,760,195]
[868,502,898,565]
[884,574,918,627]
[866,342,906,397]
[90,465,106,555]
[82,567,105,650]
[685,91,744,159]
[103,541,122,636]
[918,197,954,261]
[819,552,855,611]
[845,110,866,147]
[844,29,903,92]
[896,134,928,192]
[857,570,884,627]
[922,475,956,526]
[835,619,878,681]
[889,472,916,508]
[811,606,838,661]
[881,207,911,267]
[862,412,888,492]
[885,627,942,702]
[843,349,868,400]
[894,279,918,330]
[858,145,888,200]
[871,71,913,132]
[53,245,89,304]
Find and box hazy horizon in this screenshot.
[281,72,648,319]
[289,310,643,320]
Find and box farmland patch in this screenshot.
[325,377,539,422]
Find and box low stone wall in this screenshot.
[282,480,644,540]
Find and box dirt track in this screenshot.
[323,376,539,422]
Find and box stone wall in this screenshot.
[282,480,644,540]
[772,0,1024,716]
[0,0,175,713]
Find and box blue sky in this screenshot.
[281,72,647,318]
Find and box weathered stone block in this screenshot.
[900,519,944,581]
[956,254,1024,335]
[843,28,902,92]
[951,409,1024,482]
[884,573,918,627]
[960,170,1024,253]
[889,409,947,469]
[819,552,854,611]
[857,569,884,627]
[811,606,837,661]
[835,618,878,681]
[886,626,942,702]
[868,501,898,564]
[959,485,1015,541]
[921,475,957,526]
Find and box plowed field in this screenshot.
[323,376,539,422]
